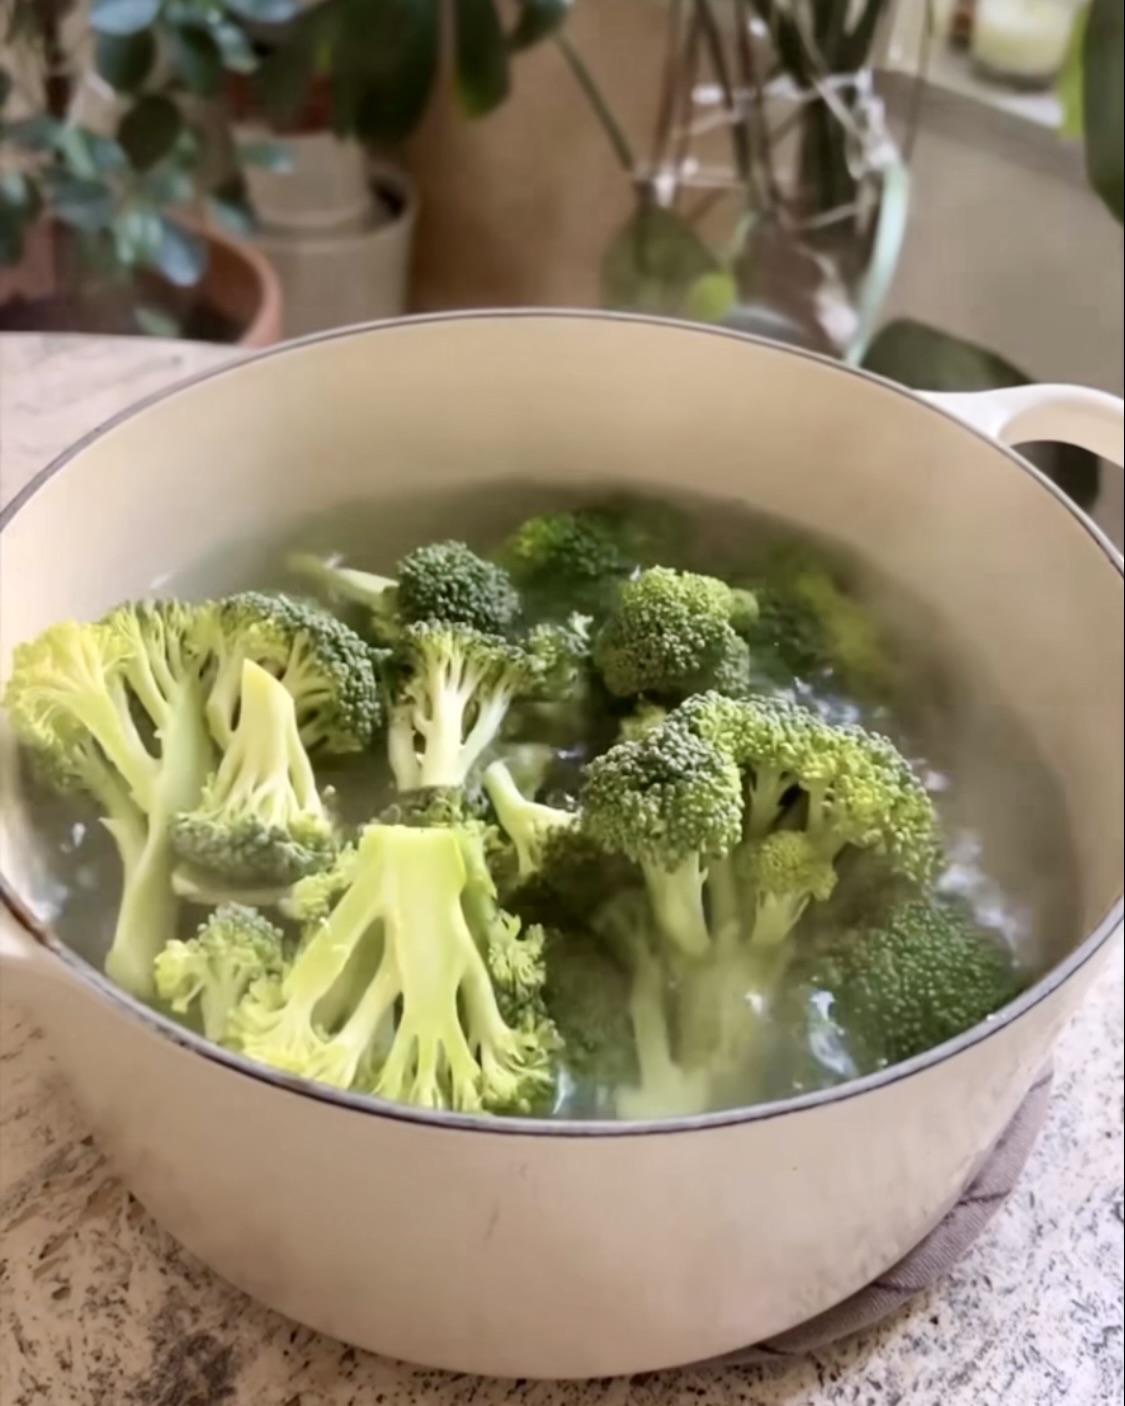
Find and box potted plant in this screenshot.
[0,0,283,342]
[214,0,574,335]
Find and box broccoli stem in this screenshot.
[105,825,178,1001]
[618,951,710,1119]
[748,891,811,951]
[642,855,712,957]
[745,766,792,839]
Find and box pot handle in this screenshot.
[923,385,1125,469]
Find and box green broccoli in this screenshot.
[3,604,213,999]
[386,622,538,791]
[154,904,286,1042]
[581,722,744,957]
[197,591,383,754]
[232,823,557,1112]
[803,898,1026,1069]
[496,509,639,618]
[483,758,579,881]
[744,542,898,700]
[290,540,521,640]
[169,659,337,888]
[592,567,757,703]
[171,864,295,910]
[542,925,638,1096]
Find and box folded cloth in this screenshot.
[697,1066,1054,1368]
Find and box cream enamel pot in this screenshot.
[0,313,1122,1380]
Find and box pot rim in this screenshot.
[2,308,1121,1139]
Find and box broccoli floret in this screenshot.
[618,701,669,743]
[581,722,744,957]
[386,622,537,791]
[232,824,557,1113]
[198,592,383,754]
[497,510,639,618]
[483,759,579,880]
[804,898,1026,1068]
[154,904,286,1042]
[542,926,638,1093]
[745,542,898,700]
[736,830,838,951]
[592,567,756,703]
[3,604,214,999]
[169,659,337,888]
[290,541,521,640]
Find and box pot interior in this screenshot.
[1,314,1121,1003]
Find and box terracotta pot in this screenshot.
[0,220,282,348]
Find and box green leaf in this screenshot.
[454,0,510,117]
[119,95,184,171]
[602,204,721,317]
[148,218,208,286]
[224,0,299,21]
[95,30,156,92]
[1083,0,1123,223]
[209,18,258,74]
[208,193,257,236]
[169,25,224,96]
[58,127,129,179]
[135,303,183,338]
[862,319,1101,511]
[90,0,161,37]
[3,114,61,152]
[0,172,41,266]
[43,170,116,232]
[238,139,293,172]
[333,0,440,147]
[509,0,571,50]
[1056,4,1087,141]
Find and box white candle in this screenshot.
[972,0,1078,79]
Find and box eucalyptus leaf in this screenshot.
[1083,0,1123,223]
[209,18,259,74]
[119,95,184,171]
[208,194,257,236]
[149,218,208,287]
[43,171,116,232]
[3,114,61,152]
[509,0,571,51]
[455,0,510,116]
[224,0,299,22]
[862,319,1101,511]
[95,30,156,92]
[90,0,161,37]
[602,204,721,317]
[169,26,224,96]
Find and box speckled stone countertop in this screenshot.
[0,333,1122,1406]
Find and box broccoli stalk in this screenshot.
[233,824,556,1112]
[154,904,286,1041]
[4,607,214,1000]
[169,659,337,888]
[483,759,578,880]
[388,623,535,791]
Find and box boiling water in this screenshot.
[15,484,1080,1118]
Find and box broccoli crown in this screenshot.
[497,510,639,618]
[746,543,897,698]
[200,592,382,754]
[582,723,743,874]
[806,899,1025,1068]
[592,567,753,702]
[525,614,594,695]
[154,904,286,1042]
[232,823,557,1113]
[170,659,337,887]
[388,622,537,790]
[671,692,939,882]
[543,926,637,1089]
[395,540,521,635]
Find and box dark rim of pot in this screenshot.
[1,310,1122,1139]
